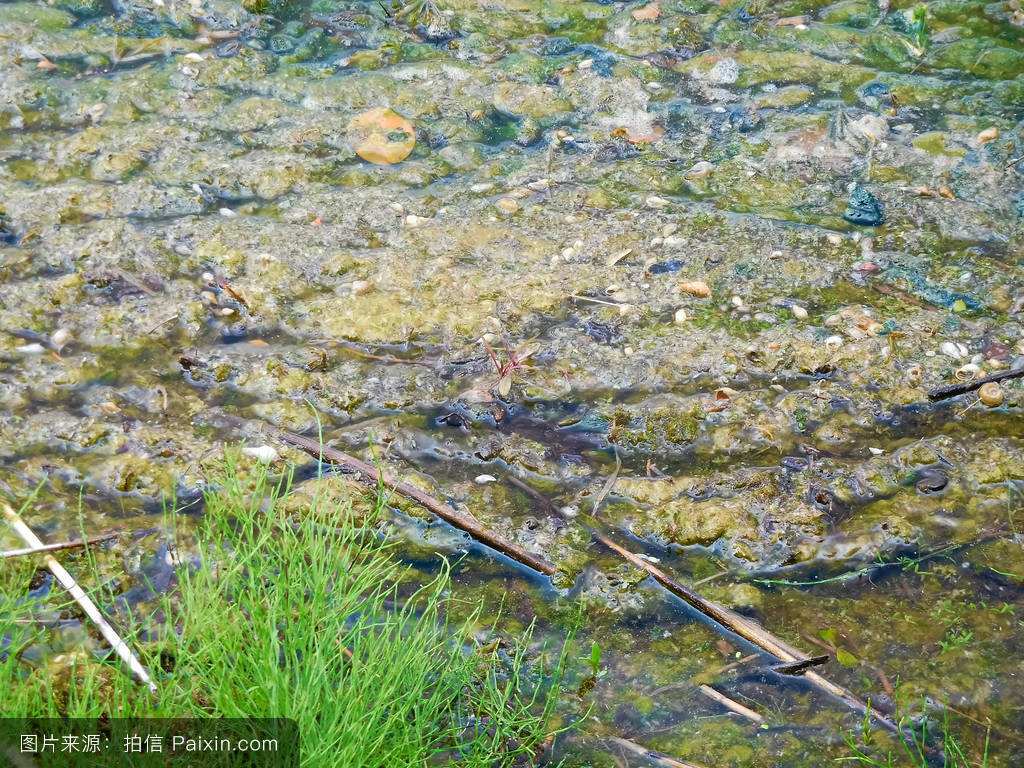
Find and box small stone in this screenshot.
[825,335,843,350]
[474,474,498,484]
[679,280,711,298]
[219,208,236,217]
[869,447,885,455]
[977,126,999,144]
[405,214,430,227]
[826,233,843,245]
[978,382,1004,407]
[201,291,218,304]
[939,341,967,360]
[351,279,373,296]
[16,343,46,355]
[843,184,884,227]
[646,196,669,208]
[243,445,279,463]
[674,308,688,324]
[685,161,714,180]
[730,296,744,308]
[50,328,73,351]
[705,57,739,85]
[496,197,520,215]
[791,305,808,320]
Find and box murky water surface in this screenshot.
[2,0,1024,764]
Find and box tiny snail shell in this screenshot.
[954,363,980,382]
[978,382,1004,407]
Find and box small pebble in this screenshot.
[405,214,430,227]
[977,126,999,144]
[869,447,885,456]
[16,343,46,355]
[474,474,498,484]
[679,280,711,298]
[219,207,236,217]
[646,196,669,209]
[674,308,688,324]
[940,341,967,360]
[242,445,279,463]
[791,305,808,320]
[351,279,373,296]
[50,327,72,351]
[825,335,843,350]
[496,197,520,214]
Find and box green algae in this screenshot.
[1,0,1023,763]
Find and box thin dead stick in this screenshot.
[607,736,709,768]
[2,531,119,559]
[698,685,764,724]
[928,366,1024,402]
[590,447,621,517]
[2,504,157,694]
[594,530,899,733]
[771,654,830,676]
[277,430,556,575]
[274,428,898,735]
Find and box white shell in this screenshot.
[954,364,980,381]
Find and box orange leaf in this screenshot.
[347,107,416,165]
[631,2,661,21]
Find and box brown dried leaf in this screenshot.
[497,373,513,398]
[631,1,661,21]
[347,107,416,165]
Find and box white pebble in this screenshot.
[50,327,73,351]
[674,308,688,324]
[16,343,46,355]
[791,305,808,320]
[474,474,498,484]
[218,207,236,217]
[243,445,279,463]
[939,341,965,360]
[825,335,843,350]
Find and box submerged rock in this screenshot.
[843,183,884,226]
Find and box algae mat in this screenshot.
[1,0,1023,765]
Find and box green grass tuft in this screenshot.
[0,457,565,767]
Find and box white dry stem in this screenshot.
[2,503,157,694]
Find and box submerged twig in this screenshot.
[271,427,899,735]
[2,503,157,694]
[698,684,764,724]
[928,366,1024,402]
[771,654,830,676]
[1,531,119,559]
[276,430,556,575]
[606,736,709,768]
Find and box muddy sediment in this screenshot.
[1,0,1023,764]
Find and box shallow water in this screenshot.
[2,0,1024,764]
